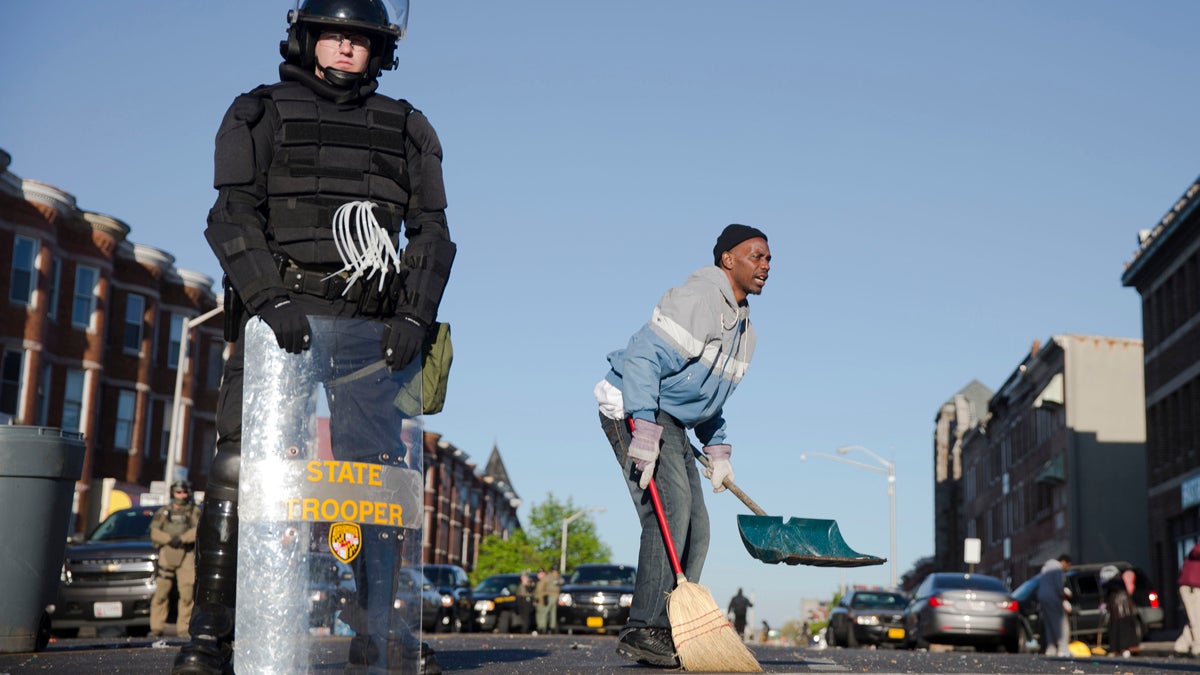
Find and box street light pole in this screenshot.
[801,445,897,588]
[560,506,606,573]
[165,303,225,491]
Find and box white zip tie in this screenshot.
[325,201,402,295]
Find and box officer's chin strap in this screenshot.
[326,201,402,295]
[279,62,377,104]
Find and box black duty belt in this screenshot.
[282,267,363,303]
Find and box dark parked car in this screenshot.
[555,563,636,635]
[1011,561,1163,653]
[316,559,442,634]
[422,564,473,632]
[307,553,354,631]
[903,572,1019,653]
[471,573,532,633]
[394,568,445,633]
[50,506,160,637]
[826,588,908,648]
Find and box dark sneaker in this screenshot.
[616,627,679,668]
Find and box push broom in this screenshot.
[646,476,762,672]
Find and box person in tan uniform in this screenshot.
[149,480,200,638]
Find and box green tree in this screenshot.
[526,492,612,574]
[469,493,612,585]
[470,529,538,585]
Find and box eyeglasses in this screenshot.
[173,490,189,494]
[318,31,371,51]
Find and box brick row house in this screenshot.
[953,336,1148,585]
[3,148,521,568]
[0,149,223,532]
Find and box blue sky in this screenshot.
[4,1,1198,628]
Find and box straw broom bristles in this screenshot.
[667,572,762,672]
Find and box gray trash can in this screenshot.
[0,427,85,652]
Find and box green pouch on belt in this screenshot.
[420,321,453,415]
[394,321,453,416]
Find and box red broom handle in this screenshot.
[647,477,685,577]
[628,417,684,577]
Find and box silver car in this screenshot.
[903,573,1019,653]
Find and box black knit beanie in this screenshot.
[713,224,768,265]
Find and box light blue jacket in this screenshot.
[604,265,756,446]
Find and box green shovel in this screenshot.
[695,450,885,567]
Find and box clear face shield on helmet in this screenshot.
[289,0,408,40]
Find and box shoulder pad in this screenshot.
[403,108,443,156]
[229,88,269,125]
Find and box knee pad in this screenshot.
[206,445,242,502]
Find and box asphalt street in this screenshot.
[0,633,1196,674]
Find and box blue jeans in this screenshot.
[600,411,710,630]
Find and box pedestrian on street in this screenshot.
[1175,543,1200,656]
[595,224,771,668]
[727,588,753,640]
[1100,565,1140,657]
[172,1,454,673]
[1036,554,1072,656]
[149,480,200,639]
[534,566,562,634]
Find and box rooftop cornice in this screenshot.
[1123,177,1200,284]
[130,243,176,271]
[82,211,131,239]
[22,179,77,215]
[177,268,216,293]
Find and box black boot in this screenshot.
[173,499,238,675]
[171,603,234,675]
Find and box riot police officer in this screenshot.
[173,1,453,672]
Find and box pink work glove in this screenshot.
[702,444,733,493]
[628,419,664,490]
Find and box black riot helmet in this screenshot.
[280,0,407,88]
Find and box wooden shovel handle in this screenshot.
[694,450,769,517]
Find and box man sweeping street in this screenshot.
[594,224,771,668]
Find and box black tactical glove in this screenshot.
[257,296,311,354]
[382,314,426,370]
[169,536,183,548]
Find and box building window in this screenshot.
[72,266,99,329]
[154,400,172,460]
[35,363,52,426]
[1,349,23,419]
[10,235,38,306]
[114,390,136,450]
[62,368,85,433]
[47,257,61,319]
[207,342,224,390]
[167,313,185,369]
[123,294,145,354]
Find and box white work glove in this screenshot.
[703,444,733,493]
[628,419,663,490]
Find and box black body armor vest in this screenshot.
[264,82,414,269]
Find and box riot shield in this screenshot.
[236,316,425,674]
